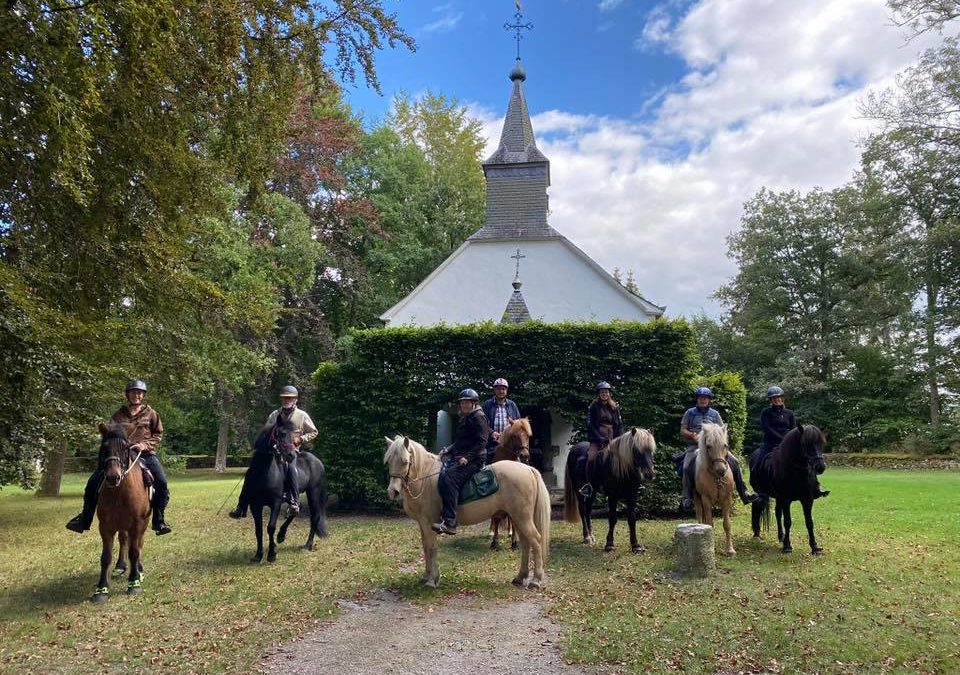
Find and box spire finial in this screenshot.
[504,3,533,61]
[511,247,526,281]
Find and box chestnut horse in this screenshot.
[92,422,151,603]
[384,435,551,589]
[488,417,532,551]
[564,428,656,553]
[692,422,736,556]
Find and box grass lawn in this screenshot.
[0,467,958,674]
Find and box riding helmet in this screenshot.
[280,385,299,398]
[767,385,785,399]
[457,388,480,402]
[493,378,509,388]
[694,386,714,399]
[125,379,148,393]
[596,381,613,392]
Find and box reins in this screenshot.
[102,442,144,487]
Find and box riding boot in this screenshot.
[284,462,300,514]
[66,471,102,533]
[151,488,172,535]
[681,462,695,511]
[228,498,248,519]
[728,454,759,505]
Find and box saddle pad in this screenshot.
[459,467,499,504]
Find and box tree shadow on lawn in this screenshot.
[0,571,109,614]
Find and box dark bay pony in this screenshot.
[564,428,656,553]
[92,422,151,603]
[241,418,328,563]
[488,417,532,551]
[749,424,827,555]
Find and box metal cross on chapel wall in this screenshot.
[504,4,533,60]
[511,247,526,280]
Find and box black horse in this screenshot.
[749,424,827,555]
[564,428,656,553]
[243,419,328,563]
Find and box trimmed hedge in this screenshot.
[312,319,745,512]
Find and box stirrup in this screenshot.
[228,506,246,519]
[578,483,594,498]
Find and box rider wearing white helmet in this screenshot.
[481,377,521,463]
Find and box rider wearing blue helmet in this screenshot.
[433,388,490,535]
[679,386,757,511]
[578,381,623,498]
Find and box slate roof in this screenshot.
[501,280,532,324]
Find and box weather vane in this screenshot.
[504,2,533,60]
[511,247,526,280]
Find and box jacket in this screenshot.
[481,397,521,448]
[111,405,163,455]
[587,399,623,444]
[761,405,796,450]
[450,407,490,464]
[266,406,319,445]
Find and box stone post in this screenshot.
[675,523,715,578]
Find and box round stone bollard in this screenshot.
[674,523,715,578]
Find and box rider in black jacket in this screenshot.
[433,388,490,535]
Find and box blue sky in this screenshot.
[343,1,947,319]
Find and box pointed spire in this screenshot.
[502,279,532,324]
[485,59,548,166]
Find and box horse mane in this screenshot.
[383,435,434,477]
[607,428,656,480]
[499,417,532,448]
[698,423,728,461]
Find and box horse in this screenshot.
[749,424,827,555]
[488,417,532,551]
[692,422,736,556]
[242,418,328,563]
[384,434,551,589]
[91,422,151,603]
[564,428,657,553]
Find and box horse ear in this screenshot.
[631,426,638,435]
[797,421,804,432]
[384,436,394,446]
[403,436,410,448]
[99,422,108,435]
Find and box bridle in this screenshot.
[102,438,143,487]
[389,448,441,500]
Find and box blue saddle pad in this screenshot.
[459,467,499,504]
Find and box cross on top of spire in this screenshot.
[504,4,533,60]
[511,247,526,280]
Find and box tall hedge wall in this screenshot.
[311,319,745,512]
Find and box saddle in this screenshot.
[458,467,500,504]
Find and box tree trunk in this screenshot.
[37,439,67,497]
[214,414,230,473]
[925,277,942,426]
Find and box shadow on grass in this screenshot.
[0,571,102,614]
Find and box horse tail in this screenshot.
[759,496,771,532]
[532,467,551,563]
[314,479,329,538]
[564,462,580,523]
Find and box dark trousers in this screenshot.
[584,441,605,485]
[284,456,299,505]
[80,454,169,526]
[437,459,482,525]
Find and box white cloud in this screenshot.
[478,0,948,318]
[599,0,628,11]
[423,3,462,33]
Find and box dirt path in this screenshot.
[258,590,593,675]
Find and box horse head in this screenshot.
[273,418,300,456]
[502,418,532,463]
[383,435,412,501]
[699,423,729,479]
[797,423,826,475]
[98,422,134,488]
[630,427,656,481]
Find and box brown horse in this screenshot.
[693,422,736,556]
[384,435,551,589]
[488,417,532,551]
[91,422,152,603]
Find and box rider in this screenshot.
[578,381,623,499]
[756,386,828,498]
[66,380,172,535]
[481,377,520,464]
[229,385,318,518]
[680,386,758,511]
[433,388,490,535]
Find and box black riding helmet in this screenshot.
[457,388,479,402]
[125,379,147,393]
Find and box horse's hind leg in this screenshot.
[604,496,619,552]
[127,527,146,595]
[511,515,542,588]
[267,501,281,562]
[801,499,822,555]
[114,530,129,577]
[781,501,793,553]
[580,494,595,545]
[751,500,762,538]
[489,515,501,550]
[93,530,113,603]
[250,505,265,564]
[775,501,785,543]
[627,495,643,554]
[301,487,325,551]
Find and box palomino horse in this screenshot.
[692,422,736,556]
[750,424,827,555]
[92,422,151,603]
[488,417,532,551]
[564,428,656,553]
[384,435,551,589]
[241,418,328,563]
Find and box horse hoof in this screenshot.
[267,553,277,563]
[527,579,542,590]
[752,533,761,539]
[127,586,143,596]
[631,545,645,554]
[249,556,263,565]
[782,547,793,554]
[510,540,519,551]
[726,550,736,557]
[511,575,525,587]
[604,544,614,553]
[423,579,438,589]
[91,593,109,604]
[303,543,314,552]
[277,533,286,544]
[490,539,500,550]
[812,548,824,556]
[112,567,126,578]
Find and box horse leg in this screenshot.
[775,501,785,543]
[801,499,822,555]
[751,500,762,538]
[781,501,793,553]
[302,487,323,551]
[127,526,146,595]
[509,516,519,551]
[92,530,113,603]
[266,500,281,562]
[627,495,642,554]
[579,493,594,545]
[511,515,543,589]
[604,495,618,552]
[417,521,440,588]
[276,512,296,545]
[722,502,735,556]
[114,530,129,577]
[489,515,501,550]
[250,505,264,564]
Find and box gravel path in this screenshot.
[258,590,593,675]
